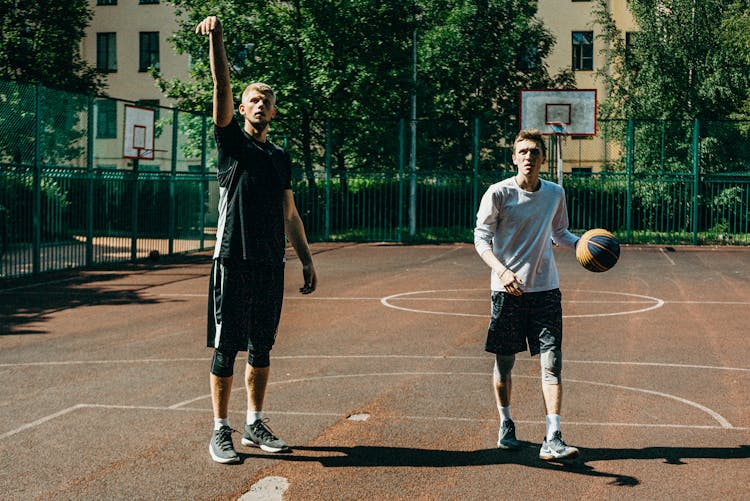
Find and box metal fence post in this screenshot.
[692,118,700,245]
[32,82,42,274]
[472,118,479,215]
[131,158,139,262]
[324,119,331,241]
[199,115,207,251]
[626,119,634,242]
[86,95,95,266]
[398,118,405,243]
[169,108,178,255]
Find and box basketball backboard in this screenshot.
[123,105,155,160]
[519,89,597,136]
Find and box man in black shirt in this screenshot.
[197,15,317,464]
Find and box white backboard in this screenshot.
[123,105,155,160]
[520,89,597,136]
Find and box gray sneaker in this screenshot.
[539,431,579,460]
[209,425,240,464]
[497,419,521,450]
[241,419,290,452]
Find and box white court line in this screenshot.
[660,247,677,265]
[167,371,735,430]
[0,404,85,440]
[0,276,79,292]
[2,355,749,372]
[564,378,734,428]
[3,391,747,441]
[380,289,667,319]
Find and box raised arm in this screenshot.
[195,16,234,127]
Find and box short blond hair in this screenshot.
[513,129,546,157]
[241,82,276,106]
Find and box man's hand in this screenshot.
[497,267,523,296]
[195,15,221,36]
[300,263,317,295]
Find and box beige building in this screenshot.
[537,0,637,173]
[81,0,189,105]
[80,0,193,171]
[539,0,636,97]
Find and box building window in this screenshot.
[572,31,594,71]
[572,167,593,176]
[96,33,117,72]
[139,32,160,72]
[97,0,117,5]
[139,0,160,4]
[95,99,117,139]
[625,31,638,65]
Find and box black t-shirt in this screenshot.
[213,119,292,264]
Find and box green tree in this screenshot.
[594,0,750,173]
[595,0,750,120]
[0,0,102,93]
[0,0,103,166]
[159,0,571,178]
[160,0,416,191]
[417,0,574,170]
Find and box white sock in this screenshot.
[545,414,561,441]
[498,405,513,423]
[247,410,263,425]
[214,418,229,430]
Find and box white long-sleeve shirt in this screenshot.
[474,177,579,293]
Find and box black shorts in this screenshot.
[485,289,562,356]
[207,258,285,353]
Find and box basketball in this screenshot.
[576,229,620,272]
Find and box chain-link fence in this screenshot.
[0,80,215,278]
[1,79,749,278]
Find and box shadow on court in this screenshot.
[0,254,212,335]
[238,443,750,487]
[238,443,639,486]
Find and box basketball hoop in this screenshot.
[549,121,568,137]
[133,147,167,160]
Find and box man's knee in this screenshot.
[247,348,270,368]
[494,354,515,382]
[211,348,237,377]
[540,349,562,385]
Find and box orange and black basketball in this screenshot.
[576,229,620,272]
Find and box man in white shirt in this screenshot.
[474,129,580,461]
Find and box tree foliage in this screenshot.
[159,0,572,177]
[0,0,102,93]
[594,0,750,120]
[593,0,750,173]
[0,0,103,166]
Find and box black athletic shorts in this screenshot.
[207,258,285,353]
[485,289,562,356]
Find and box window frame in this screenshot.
[96,32,117,73]
[572,31,594,71]
[138,32,160,72]
[95,99,118,139]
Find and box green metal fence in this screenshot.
[1,80,749,278]
[0,80,215,278]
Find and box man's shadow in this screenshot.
[239,442,750,487]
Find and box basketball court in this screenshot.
[1,243,748,500]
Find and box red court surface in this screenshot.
[1,243,749,500]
